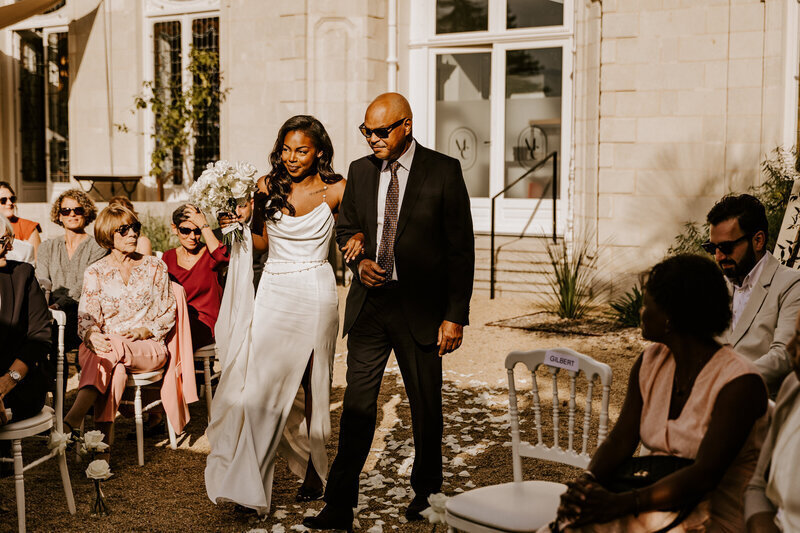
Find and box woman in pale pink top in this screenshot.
[555,254,768,532]
[62,205,176,455]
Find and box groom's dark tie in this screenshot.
[377,160,400,278]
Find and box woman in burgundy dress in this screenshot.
[162,204,229,352]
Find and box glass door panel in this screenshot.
[436,52,491,197]
[18,30,46,185]
[47,32,69,183]
[503,47,562,199]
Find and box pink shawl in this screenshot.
[161,282,199,433]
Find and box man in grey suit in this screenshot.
[704,194,800,390]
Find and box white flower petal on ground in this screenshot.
[302,509,317,517]
[289,525,308,532]
[366,525,383,533]
[458,470,470,477]
[450,457,466,467]
[465,481,476,488]
[273,510,288,520]
[246,529,268,533]
[272,525,285,533]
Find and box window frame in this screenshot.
[143,8,220,191]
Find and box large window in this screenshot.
[151,15,220,185]
[420,0,572,234]
[17,29,69,186]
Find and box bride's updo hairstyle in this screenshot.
[258,115,342,222]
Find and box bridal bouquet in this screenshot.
[189,160,259,245]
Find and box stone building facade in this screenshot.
[1,0,798,282]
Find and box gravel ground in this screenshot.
[2,289,646,532]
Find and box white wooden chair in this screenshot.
[120,369,177,466]
[0,309,76,533]
[193,344,219,421]
[445,347,613,533]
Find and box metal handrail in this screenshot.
[490,151,558,299]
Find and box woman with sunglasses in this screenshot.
[162,204,228,352]
[36,189,107,351]
[108,196,154,256]
[62,205,176,454]
[0,181,42,260]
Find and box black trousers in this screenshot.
[324,285,443,508]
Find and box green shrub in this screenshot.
[607,284,643,327]
[544,238,604,319]
[141,213,177,252]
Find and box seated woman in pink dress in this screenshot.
[553,254,769,533]
[62,205,176,454]
[162,204,228,352]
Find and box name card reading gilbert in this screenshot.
[545,350,579,372]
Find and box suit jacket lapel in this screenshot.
[730,254,779,346]
[396,146,427,239]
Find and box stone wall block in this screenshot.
[730,3,764,33]
[600,118,637,142]
[678,34,728,62]
[599,168,636,194]
[603,12,640,38]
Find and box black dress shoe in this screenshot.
[302,504,354,532]
[405,494,430,521]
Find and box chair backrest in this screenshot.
[49,309,67,433]
[504,347,613,481]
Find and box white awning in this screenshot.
[0,0,64,30]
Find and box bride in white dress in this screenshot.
[205,115,361,514]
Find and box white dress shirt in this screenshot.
[731,253,768,330]
[375,140,416,281]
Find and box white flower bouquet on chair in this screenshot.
[189,160,259,245]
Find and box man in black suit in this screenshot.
[304,93,474,530]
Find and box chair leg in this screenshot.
[204,356,213,421]
[57,448,76,514]
[166,416,177,450]
[76,418,85,463]
[12,439,25,533]
[134,385,144,466]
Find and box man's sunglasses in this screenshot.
[59,207,85,216]
[115,222,142,236]
[178,226,203,236]
[0,196,17,205]
[701,234,750,255]
[358,118,407,139]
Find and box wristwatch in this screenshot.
[7,370,21,383]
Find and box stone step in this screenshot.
[474,234,562,252]
[474,279,553,296]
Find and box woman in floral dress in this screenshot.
[62,205,176,453]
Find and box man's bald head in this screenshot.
[366,93,413,122]
[362,93,414,161]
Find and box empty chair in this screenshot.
[445,347,612,533]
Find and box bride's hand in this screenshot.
[341,233,365,263]
[217,213,238,228]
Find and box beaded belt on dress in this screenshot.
[264,259,328,275]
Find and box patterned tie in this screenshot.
[377,161,400,278]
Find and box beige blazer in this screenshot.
[720,253,800,389]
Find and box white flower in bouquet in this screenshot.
[420,493,448,525]
[48,430,70,452]
[189,159,259,245]
[86,459,113,480]
[83,430,110,452]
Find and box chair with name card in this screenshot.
[445,347,613,533]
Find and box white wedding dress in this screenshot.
[205,201,339,514]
